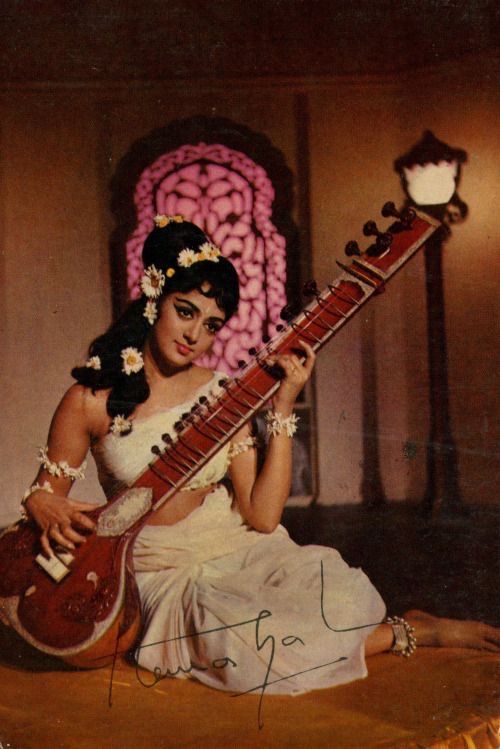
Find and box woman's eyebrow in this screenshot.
[174,297,198,310]
[174,297,225,323]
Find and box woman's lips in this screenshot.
[175,342,192,356]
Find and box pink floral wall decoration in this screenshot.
[125,142,288,374]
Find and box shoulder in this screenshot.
[56,384,110,436]
[58,384,107,412]
[191,366,225,388]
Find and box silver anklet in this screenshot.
[385,616,417,657]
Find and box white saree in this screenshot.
[92,374,385,695]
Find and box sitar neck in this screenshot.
[128,208,439,511]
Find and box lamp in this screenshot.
[394,131,468,516]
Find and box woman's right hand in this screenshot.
[25,490,97,558]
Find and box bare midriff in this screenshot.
[145,484,219,526]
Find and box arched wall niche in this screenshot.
[109,116,315,500]
[109,116,301,374]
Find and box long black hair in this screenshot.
[72,220,239,428]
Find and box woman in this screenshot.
[23,217,499,695]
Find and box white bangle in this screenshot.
[37,446,87,481]
[20,480,54,520]
[265,410,299,438]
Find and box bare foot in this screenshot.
[404,609,500,652]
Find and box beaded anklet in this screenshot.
[385,616,417,657]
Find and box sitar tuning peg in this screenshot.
[262,334,271,344]
[401,207,416,227]
[381,202,416,229]
[363,220,380,236]
[173,420,184,432]
[237,360,246,368]
[151,444,162,455]
[302,280,319,298]
[363,220,392,251]
[161,433,173,444]
[248,347,257,356]
[345,240,361,257]
[280,301,301,322]
[381,201,400,219]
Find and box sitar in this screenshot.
[0,203,439,668]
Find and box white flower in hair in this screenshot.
[199,242,221,262]
[154,214,184,228]
[110,415,132,436]
[85,355,101,370]
[177,248,198,268]
[141,265,165,298]
[154,214,169,228]
[143,300,158,325]
[121,347,144,375]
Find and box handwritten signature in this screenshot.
[102,560,383,729]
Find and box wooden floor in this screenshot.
[1,503,498,748]
[0,632,498,749]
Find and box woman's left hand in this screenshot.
[267,340,316,416]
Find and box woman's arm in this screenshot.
[229,341,315,532]
[24,384,101,556]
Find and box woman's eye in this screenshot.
[206,323,220,334]
[176,306,192,319]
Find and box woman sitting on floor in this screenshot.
[21,217,500,695]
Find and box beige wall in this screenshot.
[310,65,499,505]
[1,56,498,524]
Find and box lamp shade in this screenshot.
[404,160,458,205]
[394,130,467,207]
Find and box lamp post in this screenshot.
[394,131,468,516]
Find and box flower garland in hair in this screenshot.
[141,264,167,325]
[140,236,222,325]
[141,265,165,299]
[85,355,101,370]
[177,243,221,268]
[110,415,133,436]
[154,214,184,228]
[143,300,158,325]
[199,242,221,263]
[121,347,144,375]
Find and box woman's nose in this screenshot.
[184,318,202,343]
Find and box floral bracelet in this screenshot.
[20,481,54,520]
[265,410,299,438]
[37,447,87,481]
